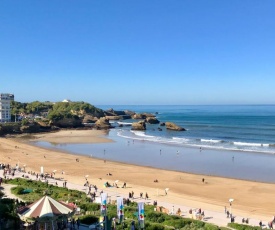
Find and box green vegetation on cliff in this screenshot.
[47,101,104,121]
[11,101,53,115]
[11,100,104,122]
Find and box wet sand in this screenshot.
[0,129,274,222]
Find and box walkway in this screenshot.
[0,169,268,229]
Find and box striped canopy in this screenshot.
[18,195,74,219]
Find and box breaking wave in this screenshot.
[116,129,275,154]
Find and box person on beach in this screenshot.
[140,192,143,198]
[129,192,132,199]
[259,220,262,229]
[76,218,80,229]
[72,218,75,228]
[131,221,135,230]
[112,217,116,230]
[177,208,181,216]
[201,211,205,219]
[145,192,149,200]
[268,221,273,229]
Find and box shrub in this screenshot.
[146,212,166,223]
[78,214,99,225]
[11,186,25,195]
[80,202,100,212]
[228,223,262,230]
[146,222,166,230]
[204,223,220,230]
[0,190,4,198]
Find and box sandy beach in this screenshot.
[0,129,274,223]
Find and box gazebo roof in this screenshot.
[18,195,74,219]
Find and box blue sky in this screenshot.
[1,1,275,105]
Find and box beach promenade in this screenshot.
[0,169,266,229]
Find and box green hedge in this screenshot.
[78,214,99,225]
[228,223,262,230]
[11,186,25,195]
[79,202,100,212]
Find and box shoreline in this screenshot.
[0,129,275,221]
[33,129,275,183]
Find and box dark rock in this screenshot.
[82,115,97,123]
[158,127,162,131]
[146,117,160,124]
[124,110,135,116]
[160,122,165,126]
[36,120,51,128]
[121,115,131,119]
[20,123,41,133]
[105,115,121,120]
[165,122,186,131]
[142,113,156,118]
[132,114,146,119]
[51,118,82,128]
[105,108,126,116]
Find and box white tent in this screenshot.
[18,195,74,219]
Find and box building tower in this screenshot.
[0,93,14,122]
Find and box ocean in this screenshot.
[100,105,275,154]
[34,105,275,183]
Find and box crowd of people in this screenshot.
[0,162,273,229]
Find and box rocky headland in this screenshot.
[0,101,186,136]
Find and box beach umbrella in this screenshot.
[53,170,57,173]
[165,188,169,191]
[85,175,89,178]
[229,198,234,203]
[115,180,119,183]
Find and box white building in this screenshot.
[0,93,14,122]
[62,99,71,103]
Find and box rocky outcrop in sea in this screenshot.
[131,120,146,130]
[165,122,186,131]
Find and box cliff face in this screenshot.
[0,123,21,135]
[50,118,82,128]
[20,123,41,133]
[0,122,52,136]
